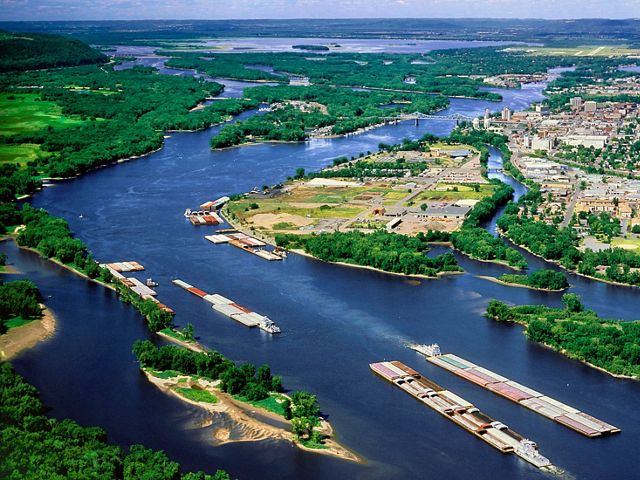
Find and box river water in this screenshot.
[4,60,639,480]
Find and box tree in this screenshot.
[182,323,195,341]
[562,293,584,313]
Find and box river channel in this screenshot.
[4,56,639,480]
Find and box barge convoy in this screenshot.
[410,343,620,438]
[370,361,555,471]
[172,279,281,334]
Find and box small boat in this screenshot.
[258,317,281,334]
[146,278,159,287]
[183,208,192,217]
[409,343,441,357]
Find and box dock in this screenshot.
[204,232,285,261]
[412,345,620,437]
[370,361,554,470]
[100,261,144,272]
[172,279,281,333]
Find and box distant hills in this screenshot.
[0,31,107,72]
[0,18,639,46]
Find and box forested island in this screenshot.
[486,295,640,379]
[495,269,569,291]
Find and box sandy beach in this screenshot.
[145,370,361,462]
[0,305,56,360]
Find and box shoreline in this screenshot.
[0,304,56,360]
[13,239,117,292]
[476,275,567,292]
[156,330,208,353]
[143,370,361,463]
[488,315,639,381]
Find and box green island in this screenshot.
[132,340,358,460]
[495,269,569,291]
[486,294,640,378]
[0,362,231,479]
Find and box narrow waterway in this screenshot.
[5,64,639,480]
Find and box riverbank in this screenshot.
[476,275,567,292]
[0,304,56,360]
[13,239,117,292]
[143,369,361,462]
[156,329,208,353]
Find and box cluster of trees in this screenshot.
[132,340,282,402]
[498,269,569,290]
[117,285,174,332]
[584,211,621,240]
[0,280,42,334]
[451,227,527,268]
[0,363,230,479]
[0,31,107,72]
[308,158,430,179]
[16,205,111,281]
[486,295,640,378]
[275,231,461,276]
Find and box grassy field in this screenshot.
[159,327,194,343]
[234,392,289,417]
[412,183,495,202]
[612,237,640,251]
[509,46,640,57]
[0,93,86,136]
[175,386,219,404]
[0,143,49,166]
[4,316,32,329]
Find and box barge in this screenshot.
[204,232,286,261]
[410,343,620,437]
[370,361,555,470]
[172,279,281,334]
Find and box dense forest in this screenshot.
[275,230,461,277]
[486,295,640,378]
[0,280,42,334]
[0,363,230,479]
[0,31,107,72]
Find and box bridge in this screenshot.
[379,111,475,125]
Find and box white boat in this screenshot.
[515,439,551,468]
[146,278,159,287]
[184,208,192,217]
[258,317,281,334]
[409,343,441,357]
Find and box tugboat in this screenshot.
[146,278,159,287]
[409,343,441,357]
[258,317,281,334]
[515,439,552,468]
[183,208,192,217]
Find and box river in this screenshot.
[4,60,639,480]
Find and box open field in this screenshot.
[0,93,86,136]
[507,45,640,57]
[611,237,640,251]
[412,183,495,203]
[0,143,49,166]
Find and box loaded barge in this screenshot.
[100,261,174,313]
[172,279,281,334]
[410,343,620,438]
[370,361,555,470]
[205,232,286,261]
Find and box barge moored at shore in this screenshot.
[370,361,555,470]
[172,279,281,333]
[409,343,620,437]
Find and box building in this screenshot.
[501,107,512,121]
[570,97,583,110]
[560,135,608,149]
[584,101,597,113]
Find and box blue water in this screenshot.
[5,64,639,480]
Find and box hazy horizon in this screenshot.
[1,0,638,22]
